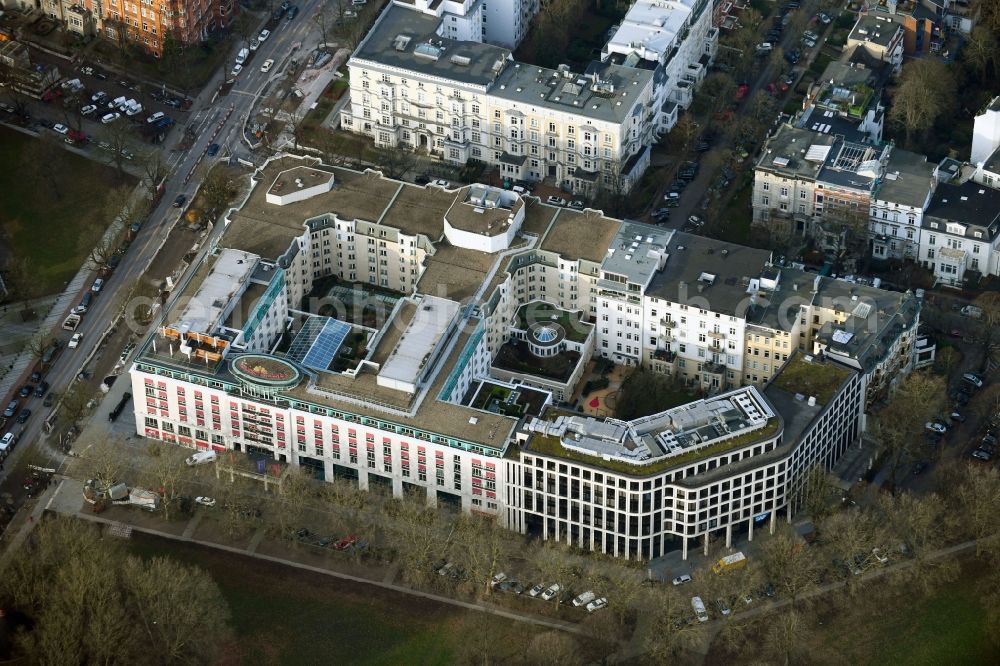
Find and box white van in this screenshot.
[692,596,709,623]
[235,48,249,65]
[0,432,15,458]
[185,450,218,466]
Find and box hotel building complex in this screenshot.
[129,156,919,559]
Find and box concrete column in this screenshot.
[771,510,777,535]
[391,476,403,500]
[425,485,437,508]
[786,506,793,524]
[358,470,369,491]
[682,536,689,561]
[725,523,733,549]
[703,532,709,556]
[323,458,334,483]
[748,517,754,542]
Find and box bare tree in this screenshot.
[382,490,455,586]
[962,26,999,85]
[75,433,130,495]
[889,59,956,145]
[949,464,1000,557]
[798,464,840,524]
[371,144,417,180]
[98,118,135,176]
[878,491,959,594]
[758,524,823,610]
[139,443,189,521]
[872,371,947,489]
[638,585,709,663]
[198,165,240,215]
[140,149,169,194]
[1,516,232,663]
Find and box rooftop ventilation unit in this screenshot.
[392,35,411,51]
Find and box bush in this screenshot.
[583,377,611,395]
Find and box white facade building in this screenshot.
[506,355,865,560]
[918,181,1000,286]
[869,149,936,261]
[600,0,719,134]
[972,97,1000,190]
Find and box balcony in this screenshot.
[652,348,677,362]
[707,330,725,340]
[661,318,677,328]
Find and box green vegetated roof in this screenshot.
[770,356,852,406]
[525,418,782,476]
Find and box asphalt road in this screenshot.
[0,2,329,505]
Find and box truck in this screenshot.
[62,313,82,331]
[712,551,747,574]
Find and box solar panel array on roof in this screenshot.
[302,318,352,372]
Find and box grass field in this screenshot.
[126,532,494,665]
[708,560,1000,666]
[811,565,998,665]
[0,127,134,295]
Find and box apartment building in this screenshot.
[869,149,936,261]
[505,353,865,560]
[917,181,1000,286]
[601,0,719,135]
[753,124,892,254]
[846,13,905,73]
[796,54,889,146]
[0,40,61,99]
[130,155,917,559]
[342,2,660,194]
[40,0,234,55]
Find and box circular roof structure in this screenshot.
[527,321,565,348]
[535,326,558,343]
[230,354,302,388]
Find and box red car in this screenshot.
[736,83,750,101]
[333,535,358,551]
[41,89,63,102]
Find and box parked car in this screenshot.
[16,409,31,424]
[81,104,98,116]
[432,179,451,188]
[546,196,568,206]
[101,112,121,124]
[491,572,508,586]
[972,448,992,461]
[195,496,217,507]
[333,535,358,551]
[925,421,947,434]
[231,64,243,78]
[572,591,596,607]
[286,5,299,19]
[259,29,271,42]
[3,400,18,418]
[91,278,104,293]
[963,373,984,388]
[68,333,83,349]
[950,411,966,422]
[541,584,561,601]
[35,382,49,398]
[260,59,275,73]
[19,385,33,398]
[672,574,692,586]
[586,597,608,612]
[528,583,545,597]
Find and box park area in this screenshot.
[125,532,537,665]
[0,127,135,295]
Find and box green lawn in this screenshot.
[811,564,999,666]
[0,127,134,295]
[126,532,466,665]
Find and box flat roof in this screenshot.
[445,185,523,235]
[520,198,559,237]
[416,241,496,301]
[849,13,902,49]
[602,222,672,286]
[756,124,836,181]
[491,59,653,125]
[522,386,781,474]
[351,3,511,88]
[647,233,772,316]
[378,295,461,391]
[540,209,622,263]
[267,166,335,198]
[605,0,695,61]
[875,148,934,208]
[172,249,257,335]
